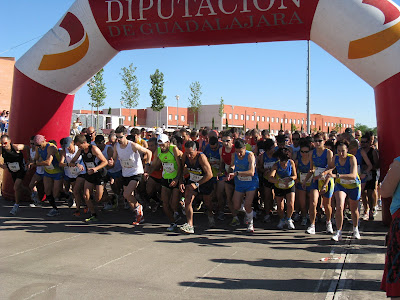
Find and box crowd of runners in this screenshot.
[1,124,380,240]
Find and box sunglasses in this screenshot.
[300,150,309,153]
[222,139,231,143]
[1,142,8,146]
[116,136,124,140]
[30,142,35,145]
[315,140,323,143]
[88,132,95,135]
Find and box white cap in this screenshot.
[157,134,169,144]
[155,127,163,135]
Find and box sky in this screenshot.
[2,1,398,128]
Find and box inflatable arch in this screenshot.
[6,0,400,223]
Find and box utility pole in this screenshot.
[306,40,311,135]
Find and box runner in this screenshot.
[148,134,182,231]
[228,139,259,233]
[69,134,108,222]
[329,140,361,241]
[257,138,277,223]
[28,135,43,206]
[33,135,63,217]
[268,147,297,230]
[0,135,29,215]
[179,140,213,234]
[112,125,152,225]
[305,133,335,235]
[297,139,313,227]
[146,137,162,212]
[59,137,86,216]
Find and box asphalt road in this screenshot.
[0,198,387,300]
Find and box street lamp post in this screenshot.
[175,95,180,129]
[90,81,94,128]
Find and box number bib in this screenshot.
[162,162,175,173]
[340,178,356,185]
[86,162,96,169]
[314,167,325,177]
[209,157,220,169]
[300,172,312,183]
[8,162,20,172]
[238,175,252,182]
[225,164,230,173]
[69,166,81,176]
[45,163,54,171]
[189,173,203,182]
[264,162,275,172]
[120,160,134,168]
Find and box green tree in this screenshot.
[354,123,377,135]
[150,69,167,127]
[134,115,137,126]
[291,123,297,132]
[268,123,271,132]
[188,81,202,128]
[256,122,259,130]
[212,117,215,129]
[226,118,229,129]
[280,123,283,131]
[120,63,140,127]
[218,97,224,130]
[108,107,112,114]
[87,68,106,132]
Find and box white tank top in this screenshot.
[30,148,44,175]
[116,141,144,177]
[65,146,86,178]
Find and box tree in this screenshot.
[150,69,166,127]
[188,81,202,128]
[291,123,297,133]
[268,123,271,132]
[354,123,377,135]
[256,122,259,130]
[212,117,215,129]
[280,123,283,131]
[120,63,140,127]
[134,115,137,126]
[87,68,106,132]
[108,107,112,114]
[218,97,224,129]
[226,118,229,129]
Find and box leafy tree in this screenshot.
[268,123,271,132]
[291,123,297,133]
[150,69,167,127]
[256,122,259,130]
[188,81,202,128]
[212,117,215,129]
[87,68,106,132]
[280,123,283,131]
[108,107,112,114]
[218,97,224,129]
[226,118,229,129]
[354,123,377,135]
[120,63,140,126]
[134,115,137,126]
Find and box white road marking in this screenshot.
[92,246,147,271]
[23,283,62,300]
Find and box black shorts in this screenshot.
[364,179,377,191]
[11,170,26,182]
[263,177,275,189]
[161,178,178,190]
[225,177,235,186]
[274,185,296,197]
[150,176,162,184]
[122,174,143,187]
[187,179,214,196]
[85,172,104,186]
[65,174,85,183]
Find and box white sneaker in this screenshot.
[277,219,286,229]
[103,203,113,211]
[331,231,342,242]
[353,228,361,240]
[47,208,60,217]
[326,222,334,234]
[306,225,316,234]
[263,214,272,223]
[287,219,295,230]
[247,221,254,233]
[301,217,308,227]
[10,204,19,215]
[180,223,194,234]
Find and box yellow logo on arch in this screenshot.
[39,12,89,71]
[349,0,400,59]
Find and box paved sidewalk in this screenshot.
[0,198,387,299]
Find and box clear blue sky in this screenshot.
[3,0,398,128]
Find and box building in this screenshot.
[0,57,15,111]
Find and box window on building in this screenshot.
[223,113,226,119]
[302,120,304,124]
[298,119,300,124]
[267,117,270,122]
[175,115,178,120]
[277,117,279,123]
[251,115,255,121]
[168,114,172,120]
[257,116,260,121]
[235,114,238,120]
[313,121,315,126]
[128,116,131,121]
[325,122,327,126]
[241,114,244,120]
[229,113,232,119]
[285,119,288,123]
[181,115,185,121]
[262,116,265,122]
[246,115,249,121]
[271,117,274,122]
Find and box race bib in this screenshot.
[209,157,220,169]
[8,162,20,172]
[225,164,231,173]
[314,167,325,177]
[238,176,252,182]
[264,162,275,172]
[340,178,356,185]
[86,162,96,169]
[278,181,287,189]
[120,160,134,168]
[300,172,312,183]
[189,173,203,182]
[162,162,175,173]
[69,166,81,176]
[45,163,54,171]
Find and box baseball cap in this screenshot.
[155,128,163,135]
[61,136,72,149]
[157,134,169,144]
[95,135,105,144]
[345,128,353,134]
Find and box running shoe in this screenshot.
[167,223,177,232]
[83,207,90,214]
[47,208,60,217]
[229,216,240,226]
[353,227,361,240]
[72,210,81,217]
[132,205,144,225]
[217,211,225,221]
[306,225,316,234]
[326,222,334,234]
[103,202,113,211]
[208,215,216,228]
[31,191,40,205]
[373,207,378,216]
[331,231,342,242]
[180,223,194,234]
[10,204,19,216]
[112,195,119,209]
[277,219,286,229]
[369,210,375,221]
[180,197,186,215]
[246,222,255,233]
[85,215,98,222]
[362,212,369,221]
[292,212,300,222]
[174,211,181,223]
[263,214,272,223]
[287,219,295,230]
[301,217,308,227]
[67,193,74,208]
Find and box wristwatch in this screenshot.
[337,173,340,179]
[194,182,200,188]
